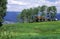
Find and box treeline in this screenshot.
[18,5,57,23]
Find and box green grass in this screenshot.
[0,21,60,39]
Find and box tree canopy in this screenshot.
[0,0,7,26]
[18,5,57,23]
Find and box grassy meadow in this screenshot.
[0,21,60,39]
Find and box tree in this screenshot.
[34,6,40,22]
[0,0,7,27]
[20,9,27,23]
[51,6,57,21]
[40,5,47,21]
[18,5,57,23]
[47,6,57,21]
[27,8,34,23]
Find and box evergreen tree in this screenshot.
[0,0,7,27]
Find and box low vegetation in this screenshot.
[0,21,60,39]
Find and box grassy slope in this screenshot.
[0,21,60,39]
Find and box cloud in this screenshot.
[54,0,60,13]
[8,0,30,5]
[7,0,60,13]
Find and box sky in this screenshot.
[7,0,60,13]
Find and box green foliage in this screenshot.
[0,0,7,22]
[0,0,7,27]
[18,7,40,23]
[47,6,57,21]
[18,5,57,23]
[40,5,47,16]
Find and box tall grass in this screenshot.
[0,21,60,39]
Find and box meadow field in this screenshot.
[0,21,60,39]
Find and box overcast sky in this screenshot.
[7,0,60,13]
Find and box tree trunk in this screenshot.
[0,22,2,27]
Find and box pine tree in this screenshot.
[0,0,7,27]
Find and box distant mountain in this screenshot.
[56,13,60,20]
[4,12,20,22]
[4,12,60,22]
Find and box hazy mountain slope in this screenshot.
[4,12,20,22]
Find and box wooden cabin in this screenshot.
[35,16,50,22]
